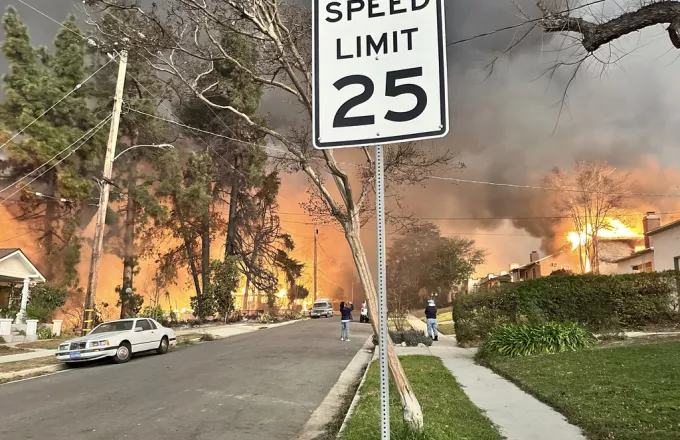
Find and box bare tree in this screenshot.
[83,0,460,429]
[545,161,631,273]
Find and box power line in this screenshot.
[0,230,34,244]
[446,0,606,47]
[125,106,290,157]
[0,113,113,194]
[0,51,117,151]
[1,115,112,205]
[428,176,680,198]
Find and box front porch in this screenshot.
[0,248,47,342]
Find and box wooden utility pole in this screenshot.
[313,228,318,302]
[82,51,128,335]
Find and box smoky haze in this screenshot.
[3,0,680,281]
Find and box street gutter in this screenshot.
[292,336,374,440]
[0,364,66,384]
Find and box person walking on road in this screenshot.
[425,299,438,341]
[340,301,354,342]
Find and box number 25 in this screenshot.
[333,68,428,128]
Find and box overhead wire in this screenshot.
[446,0,607,47]
[1,114,113,205]
[0,112,113,195]
[428,176,680,198]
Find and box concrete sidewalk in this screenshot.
[406,315,586,440]
[0,350,54,364]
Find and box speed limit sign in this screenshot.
[312,0,449,149]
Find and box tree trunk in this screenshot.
[242,241,260,313]
[121,159,138,319]
[172,194,202,299]
[42,168,58,280]
[225,156,240,257]
[344,220,424,432]
[201,188,211,294]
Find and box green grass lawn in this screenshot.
[482,338,680,440]
[436,323,455,335]
[342,356,502,440]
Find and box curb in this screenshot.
[336,347,376,438]
[292,336,374,440]
[0,363,66,383]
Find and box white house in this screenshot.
[646,218,680,271]
[0,248,46,337]
[614,212,680,274]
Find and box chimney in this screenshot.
[643,212,661,249]
[530,251,540,262]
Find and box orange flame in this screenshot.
[566,217,642,273]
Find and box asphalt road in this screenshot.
[0,318,372,440]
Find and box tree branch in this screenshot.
[538,0,680,51]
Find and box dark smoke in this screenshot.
[5,0,680,276]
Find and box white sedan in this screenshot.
[56,318,177,364]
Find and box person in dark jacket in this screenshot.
[425,299,438,341]
[340,301,355,341]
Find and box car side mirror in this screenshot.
[134,327,143,332]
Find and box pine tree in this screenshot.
[0,8,106,284]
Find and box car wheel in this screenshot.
[113,342,132,364]
[156,336,169,355]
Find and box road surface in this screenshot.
[0,318,372,440]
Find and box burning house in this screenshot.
[507,217,648,281]
[615,212,680,274]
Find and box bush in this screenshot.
[140,305,164,320]
[258,312,276,324]
[36,326,54,340]
[454,271,680,345]
[373,329,433,347]
[25,284,68,322]
[479,322,592,357]
[0,336,5,344]
[199,333,215,342]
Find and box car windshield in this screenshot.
[313,302,329,308]
[90,320,135,334]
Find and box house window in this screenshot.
[532,267,537,279]
[551,262,559,268]
[633,262,654,273]
[561,264,571,270]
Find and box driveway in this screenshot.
[0,318,373,440]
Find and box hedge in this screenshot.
[453,271,680,346]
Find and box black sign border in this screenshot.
[312,0,448,149]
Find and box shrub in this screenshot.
[36,326,54,340]
[25,284,68,322]
[258,312,276,324]
[373,330,433,347]
[140,305,164,320]
[199,333,215,342]
[0,336,5,344]
[480,322,592,357]
[454,271,680,345]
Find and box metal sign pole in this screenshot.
[375,144,390,440]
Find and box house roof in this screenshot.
[612,247,654,263]
[511,249,567,271]
[0,248,20,259]
[0,248,46,282]
[646,218,680,236]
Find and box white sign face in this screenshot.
[312,0,449,149]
